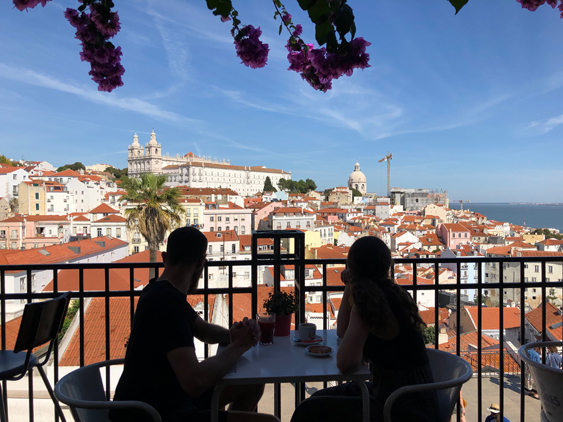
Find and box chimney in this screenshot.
[438,326,448,345]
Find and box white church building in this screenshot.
[127,132,291,197]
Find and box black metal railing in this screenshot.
[0,232,561,422]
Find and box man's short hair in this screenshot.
[165,227,208,267]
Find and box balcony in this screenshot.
[0,232,560,421]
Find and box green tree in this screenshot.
[422,326,435,345]
[263,176,277,193]
[305,178,317,192]
[0,155,14,166]
[532,228,563,240]
[351,188,362,197]
[120,174,186,279]
[277,178,288,191]
[57,162,86,172]
[105,166,128,180]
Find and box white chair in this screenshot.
[384,348,473,422]
[519,341,563,422]
[54,358,162,422]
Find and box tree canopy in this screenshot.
[351,188,362,197]
[532,228,563,240]
[105,166,128,180]
[263,176,277,193]
[57,162,86,172]
[120,174,185,277]
[0,155,19,167]
[277,178,317,194]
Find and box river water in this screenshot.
[448,203,563,232]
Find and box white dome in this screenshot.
[348,161,367,194]
[149,130,158,145]
[131,133,140,147]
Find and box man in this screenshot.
[485,403,510,422]
[110,227,278,422]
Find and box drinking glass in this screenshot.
[256,312,275,345]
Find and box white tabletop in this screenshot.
[212,330,372,422]
[217,329,371,385]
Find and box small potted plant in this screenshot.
[263,290,299,336]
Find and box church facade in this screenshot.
[127,132,291,197]
[348,161,367,195]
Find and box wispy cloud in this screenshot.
[0,63,194,123]
[529,114,563,134]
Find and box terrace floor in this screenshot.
[257,376,542,421]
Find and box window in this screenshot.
[232,244,236,253]
[116,228,121,238]
[210,216,214,222]
[35,192,39,200]
[13,174,17,180]
[35,203,40,211]
[218,216,222,222]
[186,209,190,217]
[532,277,537,282]
[209,274,213,280]
[218,227,222,231]
[134,246,139,253]
[226,216,230,223]
[209,245,213,254]
[452,233,455,238]
[241,216,245,221]
[186,219,191,225]
[524,264,528,269]
[20,277,25,291]
[194,218,198,225]
[465,233,467,238]
[194,209,198,216]
[535,265,540,273]
[32,275,36,289]
[286,222,291,228]
[97,228,102,237]
[226,226,230,231]
[220,245,224,253]
[210,227,214,232]
[548,266,553,273]
[106,228,111,236]
[241,226,245,234]
[234,226,238,234]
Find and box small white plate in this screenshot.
[306,345,333,357]
[292,335,323,346]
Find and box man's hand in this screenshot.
[244,318,261,346]
[341,268,352,285]
[230,318,256,350]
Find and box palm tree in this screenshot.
[120,173,185,279]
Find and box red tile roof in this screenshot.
[525,303,563,340]
[464,306,521,330]
[89,204,120,214]
[91,215,126,223]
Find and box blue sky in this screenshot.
[0,0,562,202]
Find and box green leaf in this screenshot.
[448,0,469,14]
[334,4,355,39]
[315,20,333,46]
[206,0,219,11]
[279,24,283,35]
[307,0,331,25]
[297,0,317,11]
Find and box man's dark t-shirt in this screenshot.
[109,280,198,422]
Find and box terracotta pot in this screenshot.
[274,314,292,337]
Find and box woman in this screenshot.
[547,346,562,369]
[291,236,438,422]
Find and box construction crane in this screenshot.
[378,152,393,197]
[453,200,470,210]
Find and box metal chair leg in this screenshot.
[0,383,7,422]
[37,366,67,422]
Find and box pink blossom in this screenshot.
[234,25,269,69]
[12,0,50,12]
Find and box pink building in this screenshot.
[436,223,471,249]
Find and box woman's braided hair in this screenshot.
[347,236,426,331]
